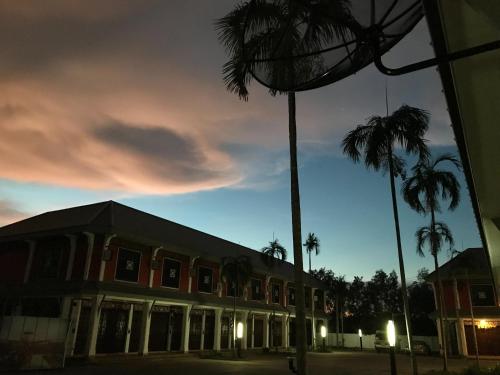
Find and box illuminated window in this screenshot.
[471,284,495,306]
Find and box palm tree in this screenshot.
[403,153,461,371]
[217,3,352,373]
[414,222,454,370]
[220,255,253,357]
[261,238,287,267]
[332,276,348,347]
[342,104,430,375]
[303,233,320,273]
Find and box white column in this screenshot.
[263,313,270,348]
[214,308,222,351]
[200,310,206,351]
[68,300,82,356]
[241,311,249,350]
[251,314,255,348]
[83,232,94,280]
[86,296,102,356]
[181,304,192,353]
[124,304,134,353]
[282,315,289,349]
[65,235,77,281]
[283,282,289,308]
[99,234,116,282]
[23,240,35,283]
[139,301,152,355]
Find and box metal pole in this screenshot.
[360,336,363,351]
[389,346,397,375]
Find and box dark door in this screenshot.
[272,316,282,347]
[128,308,142,353]
[465,324,500,356]
[254,318,264,347]
[74,305,91,355]
[221,316,230,349]
[306,319,312,347]
[247,316,253,348]
[289,318,296,347]
[149,311,169,351]
[204,311,215,350]
[189,312,203,350]
[96,308,128,353]
[169,309,183,351]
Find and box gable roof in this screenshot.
[0,200,325,288]
[426,247,490,281]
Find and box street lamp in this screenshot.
[358,329,363,351]
[320,325,327,352]
[236,322,244,358]
[387,320,397,375]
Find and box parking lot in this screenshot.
[4,350,499,375]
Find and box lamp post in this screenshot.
[387,320,397,375]
[358,329,363,351]
[320,325,327,352]
[236,321,244,358]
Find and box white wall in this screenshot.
[326,333,439,352]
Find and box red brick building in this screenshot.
[0,201,327,357]
[427,248,500,357]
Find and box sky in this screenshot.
[0,0,482,281]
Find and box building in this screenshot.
[0,201,328,357]
[427,248,500,357]
[425,0,500,301]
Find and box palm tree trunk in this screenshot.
[387,148,418,375]
[431,210,448,371]
[335,295,340,347]
[308,251,312,274]
[288,91,307,375]
[340,300,344,347]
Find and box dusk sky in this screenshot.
[0,0,481,281]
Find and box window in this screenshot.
[272,284,280,304]
[305,288,311,308]
[162,258,181,288]
[227,281,242,297]
[115,248,141,282]
[198,266,213,293]
[36,248,62,279]
[314,290,324,310]
[251,279,263,301]
[288,287,296,306]
[471,284,495,306]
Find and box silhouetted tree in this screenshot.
[403,153,461,371]
[342,104,429,372]
[261,239,287,267]
[217,3,352,373]
[221,255,253,357]
[304,233,320,273]
[408,268,437,336]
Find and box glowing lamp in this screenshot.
[236,322,244,339]
[320,325,327,338]
[358,329,363,337]
[387,320,396,347]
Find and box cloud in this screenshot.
[0,1,456,197]
[0,199,28,225]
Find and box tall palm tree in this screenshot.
[221,255,253,357]
[414,222,454,370]
[342,105,430,375]
[303,233,320,273]
[261,238,287,267]
[403,153,461,371]
[217,3,352,373]
[332,276,348,347]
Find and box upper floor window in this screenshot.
[471,284,495,306]
[250,278,263,301]
[305,288,311,308]
[36,248,62,279]
[198,266,213,293]
[272,283,280,304]
[115,248,141,282]
[314,289,324,310]
[227,280,242,297]
[162,258,181,289]
[288,287,296,306]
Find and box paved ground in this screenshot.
[5,351,500,375]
